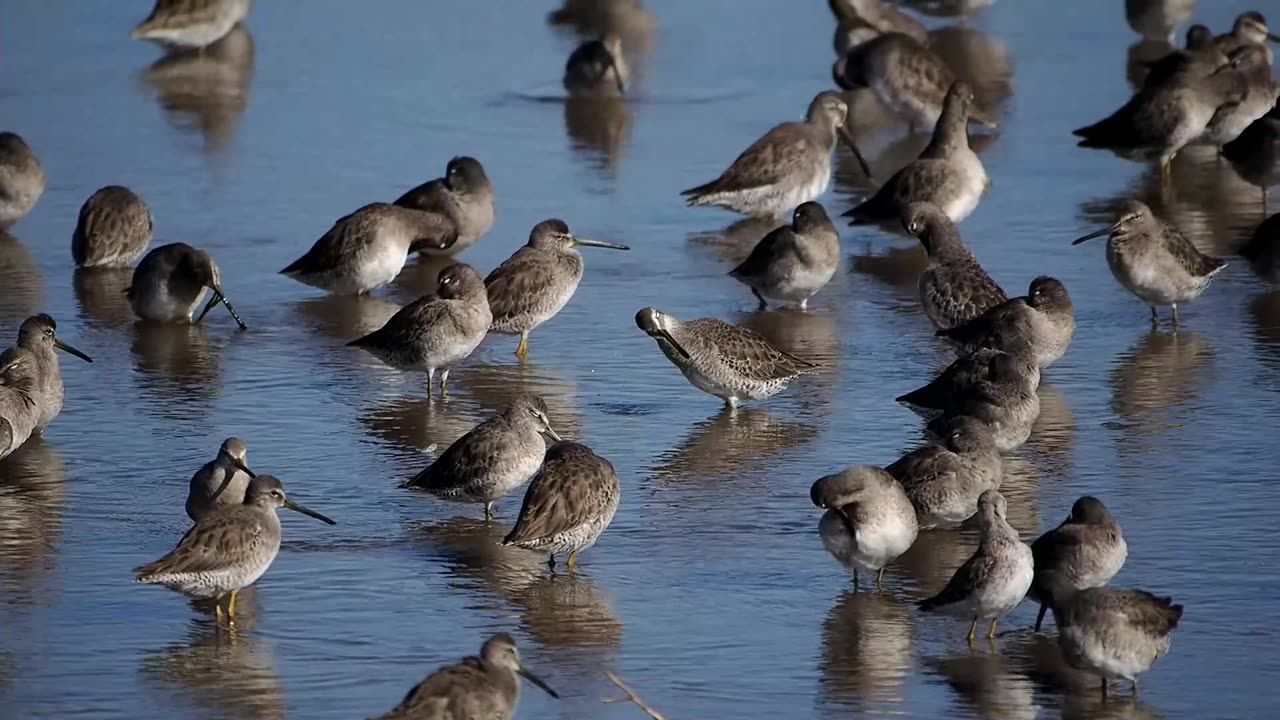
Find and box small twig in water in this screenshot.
[604,671,668,720]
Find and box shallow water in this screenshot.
[0,1,1277,718]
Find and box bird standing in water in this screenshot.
[393,156,496,256]
[128,243,248,328]
[185,437,255,522]
[71,186,154,269]
[0,132,46,227]
[729,201,840,310]
[563,34,629,96]
[810,465,919,589]
[0,314,93,431]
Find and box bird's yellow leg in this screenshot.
[966,619,978,643]
[515,333,529,359]
[988,618,998,639]
[215,601,225,624]
[566,551,577,569]
[228,590,237,617]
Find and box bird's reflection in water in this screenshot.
[410,517,548,599]
[653,406,818,484]
[1003,633,1168,720]
[546,0,655,62]
[359,394,482,459]
[737,308,841,367]
[0,438,66,604]
[390,254,456,305]
[927,649,1040,720]
[512,571,623,667]
[1027,382,1076,467]
[928,25,1014,115]
[292,293,400,343]
[996,455,1040,538]
[73,268,136,327]
[818,589,911,710]
[686,216,779,265]
[1241,215,1280,284]
[1109,330,1214,439]
[850,240,927,296]
[0,231,41,326]
[451,361,583,438]
[1248,291,1280,385]
[564,97,631,175]
[897,0,994,19]
[139,597,285,720]
[130,322,225,417]
[138,24,255,154]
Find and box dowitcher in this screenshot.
[131,0,251,49]
[129,243,248,328]
[1073,60,1245,178]
[0,351,40,461]
[1141,25,1226,89]
[925,348,1040,452]
[393,157,495,256]
[348,263,491,397]
[918,489,1033,642]
[897,345,1041,420]
[1072,199,1227,326]
[1030,496,1128,632]
[71,186,154,269]
[636,308,818,407]
[1201,46,1279,147]
[502,441,619,570]
[404,396,560,519]
[1214,11,1279,65]
[810,465,919,589]
[281,203,458,295]
[371,633,558,720]
[0,132,45,228]
[2,315,92,431]
[680,92,870,218]
[1222,106,1280,208]
[1055,587,1182,698]
[885,418,1002,528]
[486,219,629,359]
[844,82,990,227]
[834,34,999,133]
[1241,212,1280,283]
[829,0,928,43]
[185,437,255,522]
[135,474,334,624]
[563,34,628,96]
[902,202,1006,331]
[937,276,1075,369]
[728,201,840,310]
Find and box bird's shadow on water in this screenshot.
[0,437,66,605]
[0,231,41,327]
[1002,632,1169,720]
[135,24,255,157]
[649,406,820,485]
[72,268,135,327]
[138,600,287,720]
[817,588,913,712]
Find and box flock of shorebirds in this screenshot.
[2,0,1279,717]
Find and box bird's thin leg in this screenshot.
[215,601,225,625]
[799,297,809,311]
[851,569,859,591]
[966,618,978,643]
[876,567,885,590]
[547,554,557,571]
[440,368,450,398]
[1101,677,1109,701]
[1035,603,1048,632]
[484,502,493,521]
[1131,678,1139,699]
[1150,306,1158,327]
[228,590,238,618]
[567,551,577,570]
[988,618,998,639]
[751,288,767,310]
[1171,303,1179,327]
[516,332,529,360]
[1160,159,1172,186]
[426,367,436,399]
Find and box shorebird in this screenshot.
[844,82,991,227]
[1214,11,1279,65]
[1141,25,1227,89]
[937,276,1075,369]
[636,308,818,407]
[2,315,92,431]
[1073,60,1246,179]
[1201,46,1279,147]
[885,418,1002,528]
[0,132,46,227]
[1242,212,1280,282]
[563,34,628,96]
[829,0,928,43]
[0,351,40,461]
[129,243,247,328]
[281,203,458,295]
[404,396,561,519]
[131,0,251,49]
[918,489,1033,642]
[1072,199,1227,326]
[897,346,1040,420]
[371,633,558,720]
[135,474,335,625]
[680,92,870,218]
[1222,106,1280,209]
[348,263,491,397]
[1030,496,1128,632]
[393,156,495,256]
[834,33,999,133]
[810,465,919,589]
[902,202,1006,331]
[728,201,840,310]
[502,441,620,570]
[1055,588,1182,699]
[486,219,628,359]
[185,437,255,522]
[71,186,154,269]
[925,348,1041,452]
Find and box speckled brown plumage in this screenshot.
[1030,496,1128,631]
[903,202,1006,330]
[71,185,153,269]
[502,441,619,569]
